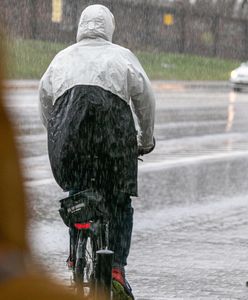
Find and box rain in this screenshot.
[1,0,248,299]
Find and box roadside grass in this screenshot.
[137,51,241,81]
[6,38,241,80]
[6,39,67,79]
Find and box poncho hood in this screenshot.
[76,4,115,42]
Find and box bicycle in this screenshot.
[58,140,155,299]
[59,187,113,300]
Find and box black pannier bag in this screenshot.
[59,190,105,227]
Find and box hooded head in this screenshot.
[0,31,28,254]
[76,5,115,43]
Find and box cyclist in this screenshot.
[39,4,155,299]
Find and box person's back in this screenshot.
[39,5,156,299]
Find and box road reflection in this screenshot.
[225,91,237,133]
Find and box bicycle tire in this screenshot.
[74,231,85,284]
[74,231,96,298]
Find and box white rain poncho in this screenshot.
[39,4,155,150]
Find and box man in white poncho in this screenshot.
[39,4,155,299]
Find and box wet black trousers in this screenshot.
[109,195,134,267]
[69,191,133,267]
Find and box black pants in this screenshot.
[69,191,133,267]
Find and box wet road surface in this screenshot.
[5,82,248,299]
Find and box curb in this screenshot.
[3,80,230,91]
[152,80,230,91]
[4,80,39,90]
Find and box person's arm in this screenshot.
[127,52,155,153]
[38,66,53,129]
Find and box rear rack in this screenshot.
[59,189,106,227]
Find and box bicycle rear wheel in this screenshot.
[74,231,96,298]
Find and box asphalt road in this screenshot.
[5,82,248,299]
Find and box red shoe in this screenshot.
[112,268,126,286]
[112,268,134,300]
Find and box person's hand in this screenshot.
[138,137,156,156]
